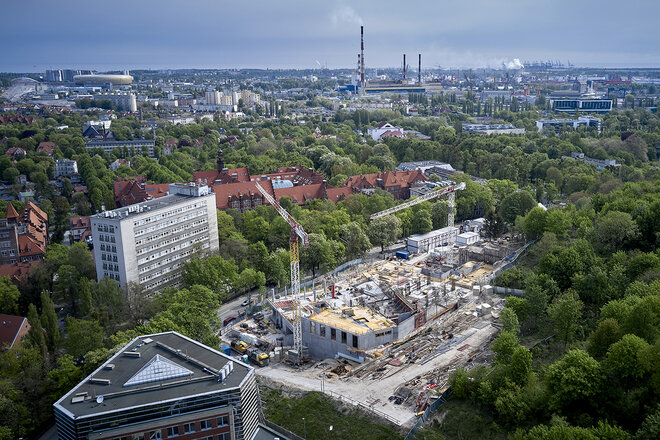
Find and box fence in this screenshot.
[324,389,402,426]
[403,388,452,440]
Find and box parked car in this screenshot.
[241,299,250,307]
[223,316,237,326]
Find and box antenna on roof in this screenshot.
[96,395,104,405]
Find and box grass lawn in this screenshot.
[261,388,404,440]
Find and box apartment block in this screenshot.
[90,184,218,293]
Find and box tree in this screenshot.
[492,331,519,365]
[25,303,45,351]
[338,222,372,259]
[548,291,583,346]
[302,233,335,278]
[0,277,19,315]
[508,346,532,386]
[505,296,530,323]
[523,207,547,239]
[587,318,622,359]
[593,211,639,254]
[500,307,521,335]
[411,207,433,235]
[544,209,571,238]
[64,318,105,360]
[368,215,401,252]
[68,242,96,279]
[604,334,649,381]
[430,201,448,230]
[40,292,60,353]
[499,191,537,224]
[484,209,505,239]
[546,349,603,414]
[54,265,80,316]
[78,277,92,318]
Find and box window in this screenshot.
[148,431,161,440]
[218,434,229,440]
[330,328,336,340]
[352,334,358,348]
[166,427,179,437]
[341,331,347,344]
[217,415,228,426]
[132,434,144,440]
[183,423,195,434]
[320,325,326,338]
[200,419,213,430]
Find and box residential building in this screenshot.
[54,159,78,178]
[91,184,219,293]
[69,216,91,243]
[0,202,48,266]
[86,139,155,157]
[342,169,428,200]
[53,331,262,440]
[109,159,130,171]
[206,90,222,105]
[563,152,621,171]
[536,116,602,134]
[367,122,404,140]
[0,314,30,350]
[113,177,170,208]
[37,141,56,155]
[5,147,26,159]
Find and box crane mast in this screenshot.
[255,183,308,360]
[370,182,466,227]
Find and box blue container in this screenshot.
[396,250,410,260]
[221,345,231,356]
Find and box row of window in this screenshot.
[136,222,208,256]
[136,218,207,247]
[311,323,359,348]
[0,241,12,248]
[132,201,207,228]
[134,210,206,237]
[103,272,120,281]
[100,244,117,253]
[103,263,120,272]
[1,249,16,257]
[101,253,119,262]
[99,234,116,243]
[97,224,116,233]
[137,236,207,265]
[139,243,208,284]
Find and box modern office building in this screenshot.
[549,97,612,113]
[536,115,602,134]
[96,92,138,112]
[85,139,155,157]
[53,331,262,440]
[462,123,525,135]
[90,183,219,293]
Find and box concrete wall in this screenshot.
[396,315,416,340]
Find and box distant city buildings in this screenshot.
[0,202,48,268]
[462,123,525,135]
[549,97,612,113]
[91,183,218,293]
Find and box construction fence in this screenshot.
[404,388,452,440]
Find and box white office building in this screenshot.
[97,92,138,112]
[91,184,219,293]
[54,159,78,178]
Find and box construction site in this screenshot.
[219,181,526,427]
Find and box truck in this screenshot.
[247,348,270,367]
[230,340,249,354]
[396,250,411,260]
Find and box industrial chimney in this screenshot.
[403,54,407,83]
[360,26,365,93]
[418,54,422,85]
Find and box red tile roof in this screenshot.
[37,141,55,154]
[0,263,33,283]
[326,187,353,203]
[343,170,427,194]
[69,216,90,230]
[114,180,170,207]
[274,183,325,205]
[5,147,26,157]
[193,167,251,185]
[0,314,30,350]
[211,180,274,210]
[4,203,19,220]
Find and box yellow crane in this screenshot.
[255,182,309,360]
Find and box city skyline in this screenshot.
[2,0,659,72]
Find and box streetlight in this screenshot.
[302,417,306,440]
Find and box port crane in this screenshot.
[255,182,308,360]
[369,182,466,228]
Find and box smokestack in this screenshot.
[403,54,407,82]
[360,26,365,93]
[418,54,422,85]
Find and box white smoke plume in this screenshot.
[503,58,524,69]
[330,6,363,26]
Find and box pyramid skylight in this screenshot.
[124,354,193,387]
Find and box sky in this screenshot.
[1,0,659,72]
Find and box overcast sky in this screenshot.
[1,0,659,72]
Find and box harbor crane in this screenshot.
[255,182,308,360]
[369,182,466,228]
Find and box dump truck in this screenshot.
[230,340,249,354]
[247,348,270,367]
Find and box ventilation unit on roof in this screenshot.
[88,377,111,385]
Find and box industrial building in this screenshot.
[407,227,459,254]
[53,331,263,440]
[90,183,219,293]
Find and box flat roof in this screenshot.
[92,191,210,221]
[54,332,252,419]
[310,307,395,335]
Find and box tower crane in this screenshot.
[369,182,466,228]
[255,182,308,360]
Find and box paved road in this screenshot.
[217,293,252,327]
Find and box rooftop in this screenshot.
[54,332,253,419]
[310,307,395,335]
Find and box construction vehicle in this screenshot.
[230,340,249,354]
[247,347,270,367]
